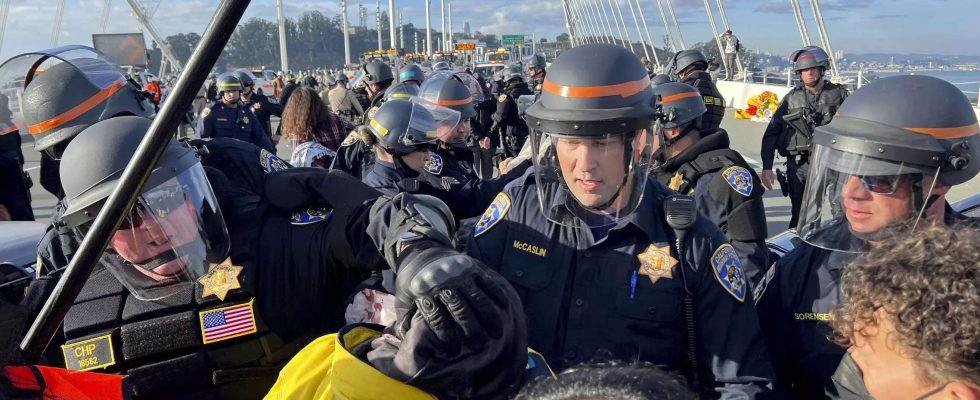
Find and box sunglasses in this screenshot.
[852,174,910,195]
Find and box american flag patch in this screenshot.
[198,300,257,344]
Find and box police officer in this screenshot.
[431,61,452,72]
[490,65,533,160]
[418,71,479,180]
[523,53,547,99]
[467,43,776,397]
[279,74,298,106]
[234,70,283,145]
[0,47,155,286]
[0,93,32,221]
[199,73,275,154]
[398,64,425,86]
[650,82,769,286]
[53,116,383,398]
[760,46,848,228]
[360,61,396,124]
[666,49,726,130]
[754,75,980,399]
[206,73,219,102]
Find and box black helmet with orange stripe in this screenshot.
[649,82,707,164]
[524,43,658,229]
[798,75,980,251]
[0,45,153,158]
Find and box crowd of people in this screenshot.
[0,39,977,400]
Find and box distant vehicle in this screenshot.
[242,68,277,98]
[0,221,45,304]
[485,48,511,65]
[473,63,506,86]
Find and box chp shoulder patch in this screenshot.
[200,107,212,119]
[722,166,753,197]
[710,244,747,302]
[252,102,262,110]
[291,206,332,225]
[474,192,511,237]
[341,132,359,147]
[260,149,290,173]
[423,153,444,175]
[62,334,116,371]
[498,94,508,103]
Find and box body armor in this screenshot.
[680,71,725,130]
[778,82,848,156]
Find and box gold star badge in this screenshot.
[668,172,685,191]
[198,258,243,301]
[242,116,250,125]
[637,244,678,285]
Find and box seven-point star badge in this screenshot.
[636,244,678,285]
[198,258,243,301]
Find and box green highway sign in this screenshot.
[502,34,525,46]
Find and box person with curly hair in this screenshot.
[831,225,980,399]
[753,75,980,398]
[281,87,355,167]
[516,362,695,400]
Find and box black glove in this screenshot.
[366,243,528,399]
[366,193,456,271]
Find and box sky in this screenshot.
[1,0,978,62]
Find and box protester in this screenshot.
[281,87,355,152]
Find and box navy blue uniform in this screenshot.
[491,82,532,158]
[242,94,283,141]
[654,129,770,286]
[754,208,978,399]
[332,132,376,180]
[467,174,776,398]
[199,100,275,154]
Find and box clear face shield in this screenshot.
[412,97,465,147]
[75,164,230,300]
[797,143,940,252]
[529,125,657,228]
[0,45,136,158]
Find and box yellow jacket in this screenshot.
[264,324,435,400]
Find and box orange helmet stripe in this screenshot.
[433,97,473,106]
[906,123,979,139]
[28,81,125,135]
[659,91,701,104]
[543,76,650,99]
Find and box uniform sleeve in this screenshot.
[265,98,284,117]
[760,98,789,170]
[696,173,770,287]
[753,252,800,396]
[247,109,276,154]
[465,188,521,274]
[416,161,532,219]
[684,221,776,398]
[492,95,509,124]
[200,107,214,138]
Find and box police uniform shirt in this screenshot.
[362,159,419,196]
[242,95,283,138]
[760,81,848,170]
[333,132,377,180]
[200,101,275,154]
[466,175,776,396]
[654,129,769,286]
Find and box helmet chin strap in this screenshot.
[131,240,207,272]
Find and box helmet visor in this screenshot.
[529,126,656,228]
[76,165,229,301]
[0,45,128,148]
[413,98,464,146]
[797,143,940,252]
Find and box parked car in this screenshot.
[0,221,45,303]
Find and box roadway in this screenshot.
[18,111,980,236]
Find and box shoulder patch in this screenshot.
[201,107,212,119]
[291,206,332,225]
[710,244,747,302]
[423,153,443,175]
[535,83,542,92]
[260,149,290,173]
[252,102,262,110]
[474,192,511,238]
[498,94,508,103]
[722,166,753,197]
[341,132,359,147]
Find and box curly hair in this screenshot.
[280,87,330,141]
[832,224,980,386]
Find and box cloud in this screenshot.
[872,14,906,19]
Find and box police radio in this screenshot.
[663,194,700,390]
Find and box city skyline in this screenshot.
[0,0,977,61]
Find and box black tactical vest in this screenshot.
[682,71,726,131]
[61,261,294,399]
[779,82,847,156]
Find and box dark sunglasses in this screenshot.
[853,174,910,195]
[118,187,187,229]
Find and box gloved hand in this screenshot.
[366,243,527,399]
[262,167,381,214]
[366,193,456,270]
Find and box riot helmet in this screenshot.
[798,75,980,252]
[432,61,452,72]
[301,75,318,88]
[0,45,154,157]
[232,69,256,87]
[524,53,546,70]
[524,43,657,228]
[650,74,676,87]
[418,71,476,147]
[217,73,243,95]
[667,49,708,79]
[649,82,706,164]
[382,81,421,102]
[286,74,297,83]
[367,98,460,155]
[60,116,230,300]
[362,61,394,85]
[501,65,523,83]
[399,64,425,85]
